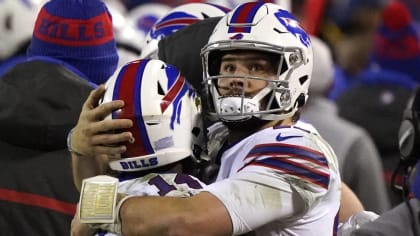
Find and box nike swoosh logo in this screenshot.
[276,133,303,142]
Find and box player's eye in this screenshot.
[221,64,235,74]
[249,64,264,72]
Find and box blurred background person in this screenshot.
[301,36,390,213]
[351,86,420,236]
[320,0,387,100]
[0,0,46,76]
[104,0,171,67]
[0,57,94,236]
[26,0,119,85]
[335,1,420,206]
[0,0,120,234]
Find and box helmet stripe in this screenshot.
[228,2,264,33]
[152,18,200,39]
[161,66,191,130]
[160,74,185,113]
[155,18,199,31]
[113,59,154,157]
[205,3,231,13]
[162,76,186,129]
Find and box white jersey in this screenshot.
[97,173,206,236]
[117,173,205,197]
[204,122,341,236]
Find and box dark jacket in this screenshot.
[352,199,420,236]
[158,16,221,93]
[0,58,94,235]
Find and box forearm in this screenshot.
[71,153,110,191]
[339,182,364,222]
[202,175,303,234]
[119,192,232,236]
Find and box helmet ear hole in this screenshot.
[299,75,309,85]
[296,94,306,107]
[157,81,165,95]
[5,14,12,30]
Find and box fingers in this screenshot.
[81,122,134,156]
[77,127,133,156]
[93,100,125,121]
[83,99,125,123]
[84,85,106,110]
[89,118,133,136]
[89,130,134,147]
[73,84,137,157]
[91,145,128,156]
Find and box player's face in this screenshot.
[217,51,277,98]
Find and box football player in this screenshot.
[70,2,341,235]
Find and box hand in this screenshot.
[338,211,379,236]
[73,193,129,235]
[70,205,96,236]
[70,85,134,158]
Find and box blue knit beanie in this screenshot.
[371,2,420,82]
[27,0,119,85]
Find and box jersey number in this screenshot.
[148,174,202,196]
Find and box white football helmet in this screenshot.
[119,3,172,63]
[126,3,172,37]
[139,2,230,59]
[102,59,202,172]
[0,0,46,60]
[201,2,313,122]
[206,0,291,12]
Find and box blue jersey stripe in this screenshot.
[246,143,328,167]
[247,157,330,189]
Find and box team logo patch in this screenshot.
[150,12,199,39]
[162,65,194,129]
[274,9,311,48]
[137,15,159,34]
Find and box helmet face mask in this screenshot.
[102,59,203,172]
[201,2,313,122]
